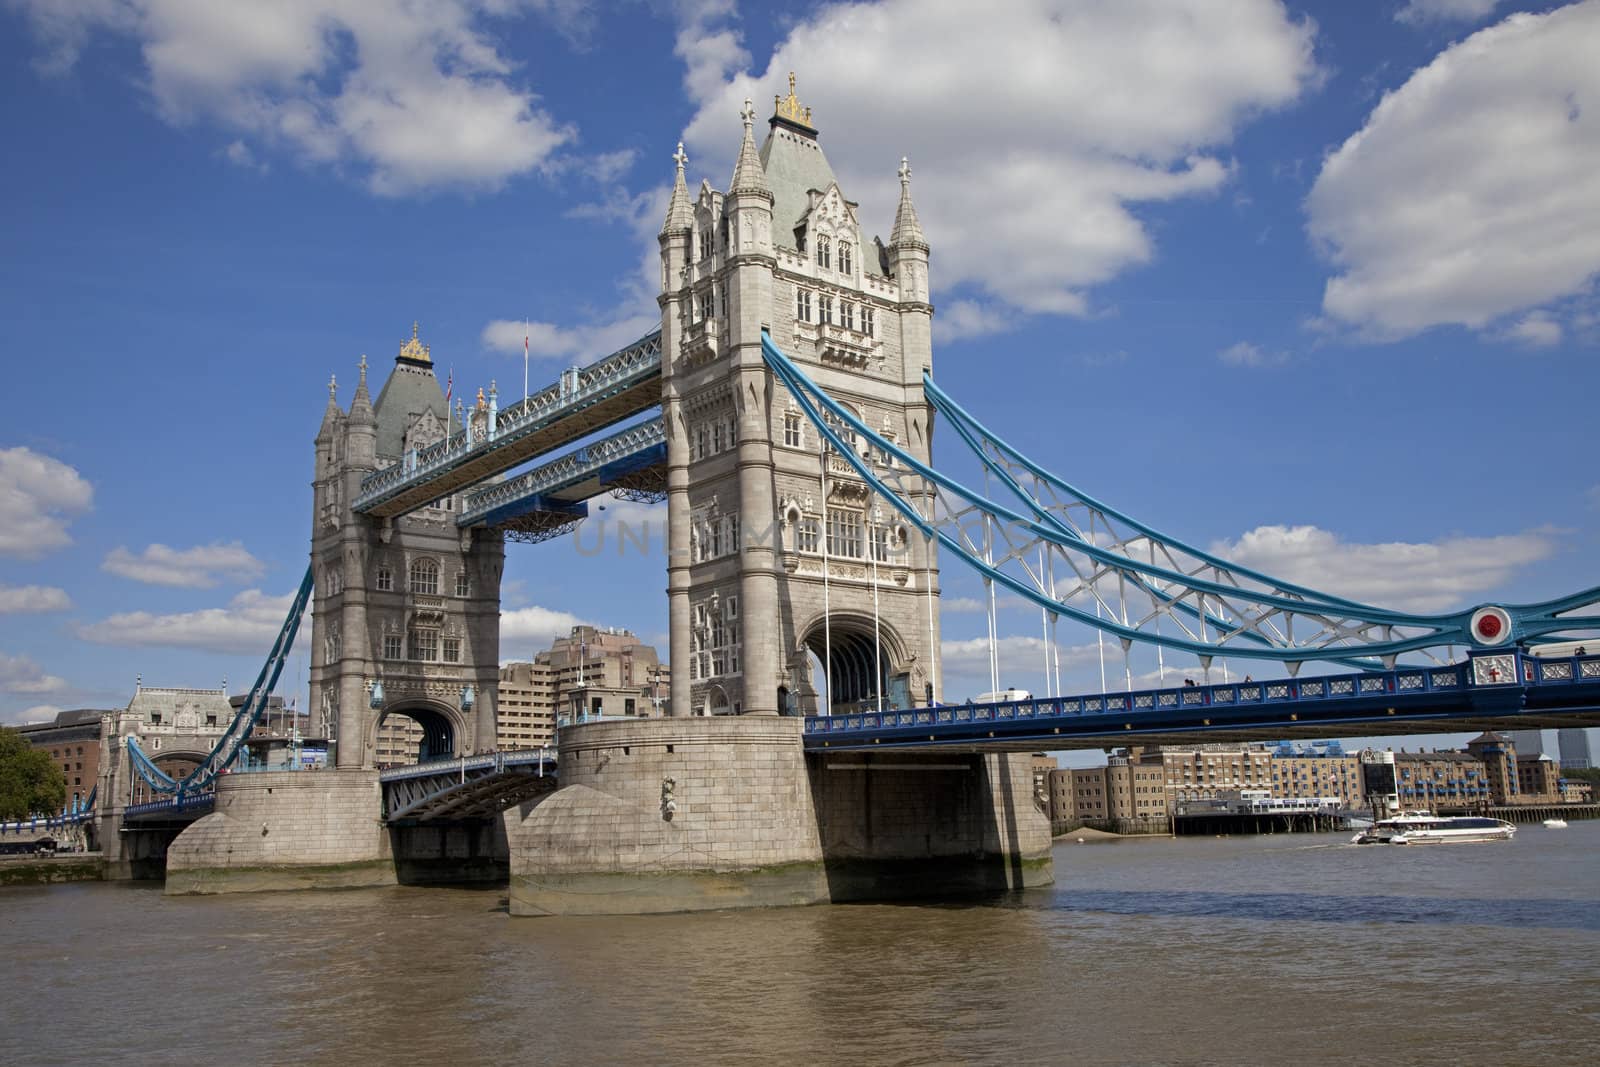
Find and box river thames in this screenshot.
[4,823,1597,1065]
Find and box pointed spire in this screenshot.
[891,156,927,251]
[350,354,374,424]
[661,141,693,235]
[729,98,771,199]
[317,374,341,442]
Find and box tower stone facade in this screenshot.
[309,327,504,768]
[660,79,942,719]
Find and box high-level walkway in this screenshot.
[353,331,662,519]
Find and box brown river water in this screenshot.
[4,824,1597,1066]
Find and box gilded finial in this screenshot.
[398,323,431,364]
[774,71,812,127]
[475,387,486,408]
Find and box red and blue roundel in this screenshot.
[1469,606,1513,646]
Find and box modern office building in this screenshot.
[1557,728,1593,770]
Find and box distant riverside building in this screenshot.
[536,625,668,722]
[15,709,108,811]
[1106,751,1170,828]
[1513,752,1562,802]
[1557,728,1593,770]
[1043,731,1589,835]
[1506,728,1546,759]
[1464,731,1521,804]
[1392,750,1493,808]
[1270,742,1365,811]
[497,661,559,750]
[1157,744,1274,802]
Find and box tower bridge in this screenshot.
[123,77,1600,912]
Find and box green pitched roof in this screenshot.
[758,118,879,275]
[372,359,447,461]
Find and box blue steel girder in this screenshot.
[354,331,663,519]
[760,333,1600,665]
[458,417,666,528]
[803,652,1600,752]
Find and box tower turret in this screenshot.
[888,157,930,307]
[346,355,377,472]
[661,142,696,718]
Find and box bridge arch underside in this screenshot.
[373,702,464,767]
[801,613,908,714]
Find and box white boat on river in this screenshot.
[1352,812,1516,845]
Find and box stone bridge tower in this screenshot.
[309,327,504,768]
[660,78,941,718]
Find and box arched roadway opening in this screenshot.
[371,701,464,768]
[798,612,907,715]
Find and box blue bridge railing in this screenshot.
[124,793,216,820]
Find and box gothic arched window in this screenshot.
[376,566,393,592]
[816,236,831,270]
[409,558,440,595]
[839,242,852,274]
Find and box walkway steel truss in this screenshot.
[459,417,666,530]
[354,331,663,519]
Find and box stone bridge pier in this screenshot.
[505,716,1051,916]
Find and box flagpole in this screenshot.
[523,319,530,405]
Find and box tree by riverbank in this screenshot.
[0,727,65,820]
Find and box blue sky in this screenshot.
[1,0,1595,763]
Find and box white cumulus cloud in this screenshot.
[101,540,266,588]
[4,704,65,727]
[0,585,73,614]
[9,0,580,195]
[76,588,301,654]
[1395,0,1504,25]
[1501,310,1563,348]
[501,604,587,649]
[677,0,1318,325]
[1218,341,1292,368]
[1208,523,1559,614]
[1308,2,1600,340]
[482,313,660,362]
[0,447,93,559]
[0,652,68,697]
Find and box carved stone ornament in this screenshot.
[828,480,871,506]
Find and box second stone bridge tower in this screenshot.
[660,79,942,720]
